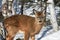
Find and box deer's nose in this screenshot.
[39,21,42,22]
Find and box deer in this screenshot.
[3,9,45,40]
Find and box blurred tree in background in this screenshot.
[15,0,34,15]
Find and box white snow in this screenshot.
[41,30,60,40]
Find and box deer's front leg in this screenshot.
[30,32,35,40]
[31,36,35,40]
[24,32,29,40]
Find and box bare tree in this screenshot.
[18,0,33,15]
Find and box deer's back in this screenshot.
[4,15,35,34]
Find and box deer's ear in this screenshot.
[33,9,37,15]
[42,10,45,16]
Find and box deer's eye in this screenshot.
[37,17,39,18]
[41,16,45,18]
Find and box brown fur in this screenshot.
[4,10,45,40]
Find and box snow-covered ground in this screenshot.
[41,30,60,40]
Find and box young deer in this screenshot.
[4,10,45,40]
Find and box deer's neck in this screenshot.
[33,18,44,35]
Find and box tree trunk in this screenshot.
[2,0,7,4]
[21,3,24,15]
[48,0,59,31]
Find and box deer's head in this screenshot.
[34,10,45,24]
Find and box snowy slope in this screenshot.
[41,30,60,40]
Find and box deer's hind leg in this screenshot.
[6,36,14,40]
[6,34,13,40]
[6,33,16,40]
